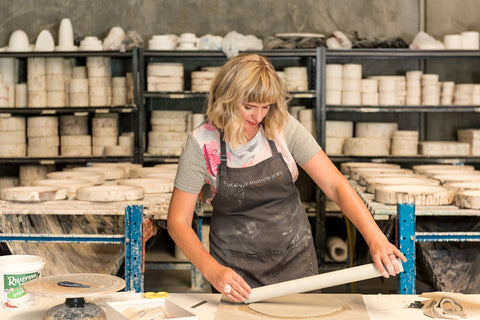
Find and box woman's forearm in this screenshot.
[167,220,220,279]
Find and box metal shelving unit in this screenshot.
[0,48,143,164]
[316,48,480,156]
[314,48,480,272]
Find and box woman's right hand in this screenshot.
[207,265,252,303]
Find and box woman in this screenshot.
[167,53,406,302]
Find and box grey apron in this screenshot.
[209,132,318,288]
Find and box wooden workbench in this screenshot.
[3,292,480,320]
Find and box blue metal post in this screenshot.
[125,205,144,292]
[397,202,416,294]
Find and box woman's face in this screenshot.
[239,101,272,138]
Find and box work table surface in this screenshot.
[4,292,479,320]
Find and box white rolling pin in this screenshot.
[245,259,403,304]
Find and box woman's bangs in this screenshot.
[244,73,282,104]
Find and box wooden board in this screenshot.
[24,273,125,298]
[214,294,369,320]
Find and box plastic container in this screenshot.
[0,255,45,309]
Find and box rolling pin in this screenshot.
[245,259,403,304]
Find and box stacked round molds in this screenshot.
[147,63,184,92]
[405,71,422,105]
[19,165,48,186]
[0,75,10,107]
[372,76,398,105]
[288,105,306,120]
[395,76,406,105]
[0,116,26,157]
[148,110,190,156]
[284,67,308,91]
[419,141,470,156]
[440,81,455,105]
[325,120,353,155]
[341,64,362,105]
[298,108,315,136]
[15,82,27,107]
[361,79,378,105]
[69,66,89,106]
[91,115,118,156]
[0,58,16,107]
[27,58,47,107]
[87,57,111,106]
[344,122,397,156]
[46,58,65,107]
[111,77,127,105]
[0,176,18,190]
[421,74,440,106]
[63,58,74,106]
[454,84,474,105]
[390,130,419,156]
[27,116,59,157]
[118,132,134,156]
[457,129,480,155]
[191,113,205,130]
[461,31,480,49]
[325,64,342,105]
[191,70,217,92]
[59,115,91,156]
[472,85,480,105]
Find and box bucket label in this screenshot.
[3,272,40,299]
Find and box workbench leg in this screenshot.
[397,203,416,294]
[125,205,144,293]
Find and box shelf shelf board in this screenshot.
[0,50,134,58]
[0,156,135,165]
[0,105,137,115]
[325,48,480,59]
[326,105,480,112]
[144,91,207,99]
[143,49,317,58]
[143,90,316,99]
[329,155,480,164]
[143,155,180,163]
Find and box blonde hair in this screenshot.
[206,53,290,147]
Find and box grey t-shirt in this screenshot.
[174,114,321,195]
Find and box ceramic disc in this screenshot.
[24,273,125,298]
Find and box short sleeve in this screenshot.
[284,114,322,166]
[174,133,208,194]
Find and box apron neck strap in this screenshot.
[219,130,228,164]
[219,130,279,164]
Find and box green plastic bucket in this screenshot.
[0,255,45,309]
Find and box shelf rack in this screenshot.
[0,48,143,163]
[349,179,480,294]
[397,203,480,294]
[0,205,145,292]
[317,47,480,151]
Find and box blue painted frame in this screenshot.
[397,202,480,294]
[0,204,144,293]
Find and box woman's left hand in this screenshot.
[369,240,407,278]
